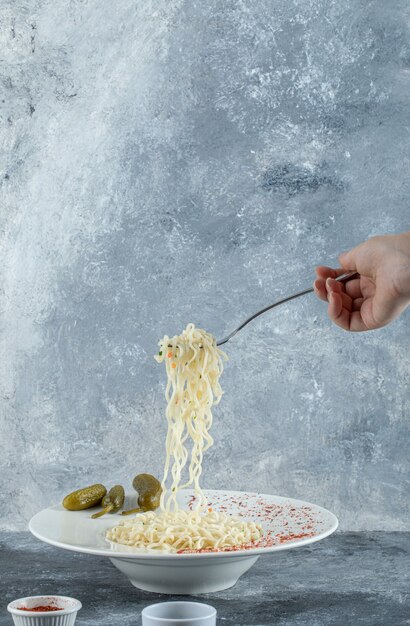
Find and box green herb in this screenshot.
[158,351,162,356]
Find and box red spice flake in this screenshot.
[276,532,314,544]
[178,492,323,554]
[187,495,197,511]
[17,606,63,612]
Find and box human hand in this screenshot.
[314,232,410,331]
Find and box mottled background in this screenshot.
[0,0,409,532]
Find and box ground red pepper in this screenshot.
[17,606,63,612]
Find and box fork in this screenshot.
[216,271,359,346]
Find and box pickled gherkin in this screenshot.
[121,473,162,515]
[91,485,125,519]
[63,484,107,511]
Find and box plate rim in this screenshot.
[29,489,339,560]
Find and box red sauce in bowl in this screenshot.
[17,606,63,612]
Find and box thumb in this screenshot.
[338,248,357,272]
[339,238,379,278]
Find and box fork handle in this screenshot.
[333,271,359,284]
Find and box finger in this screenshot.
[328,292,350,330]
[315,266,347,280]
[349,310,371,332]
[326,277,343,293]
[352,297,364,311]
[326,277,343,294]
[344,278,362,299]
[313,278,328,302]
[328,293,369,331]
[326,278,353,311]
[316,277,353,311]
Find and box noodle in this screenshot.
[157,323,225,511]
[106,324,262,553]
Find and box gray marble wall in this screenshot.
[1,0,409,531]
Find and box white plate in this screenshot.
[29,489,338,594]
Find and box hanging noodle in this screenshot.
[106,324,262,553]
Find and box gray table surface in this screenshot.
[1,532,409,626]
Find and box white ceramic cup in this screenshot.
[141,601,217,626]
[7,595,82,626]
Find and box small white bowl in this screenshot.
[142,601,216,626]
[7,596,82,626]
